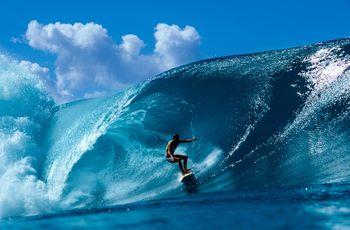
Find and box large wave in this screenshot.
[1,38,350,218]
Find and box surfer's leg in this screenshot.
[178,161,186,174]
[173,156,185,173]
[183,156,188,171]
[174,155,190,172]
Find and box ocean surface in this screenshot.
[1,38,350,229]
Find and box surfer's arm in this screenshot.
[179,137,197,143]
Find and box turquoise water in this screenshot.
[1,38,350,229]
[3,185,350,229]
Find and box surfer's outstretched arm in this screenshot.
[179,137,197,143]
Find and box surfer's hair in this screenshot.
[173,134,180,140]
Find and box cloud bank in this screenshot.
[25,20,201,101]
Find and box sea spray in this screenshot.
[0,55,54,218]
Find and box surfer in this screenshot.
[166,134,197,175]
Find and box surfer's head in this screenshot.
[173,134,180,141]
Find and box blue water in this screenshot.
[1,38,350,229]
[3,185,350,229]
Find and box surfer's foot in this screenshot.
[185,169,191,173]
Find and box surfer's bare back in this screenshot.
[166,134,197,175]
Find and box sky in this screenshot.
[0,0,349,102]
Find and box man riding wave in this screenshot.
[166,134,197,175]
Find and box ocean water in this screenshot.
[1,38,350,229]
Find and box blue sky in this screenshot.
[1,0,349,101]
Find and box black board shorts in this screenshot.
[166,155,175,163]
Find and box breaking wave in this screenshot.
[1,38,350,218]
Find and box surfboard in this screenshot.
[180,172,193,182]
[180,172,198,193]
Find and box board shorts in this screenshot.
[166,155,175,163]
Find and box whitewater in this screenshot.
[2,38,350,228]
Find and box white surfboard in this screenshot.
[180,172,193,182]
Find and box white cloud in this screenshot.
[120,34,144,58]
[11,36,25,44]
[155,23,201,68]
[25,20,201,102]
[19,60,49,78]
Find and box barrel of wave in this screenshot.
[43,88,139,201]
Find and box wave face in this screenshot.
[1,38,350,218]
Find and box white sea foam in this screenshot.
[0,54,54,218]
